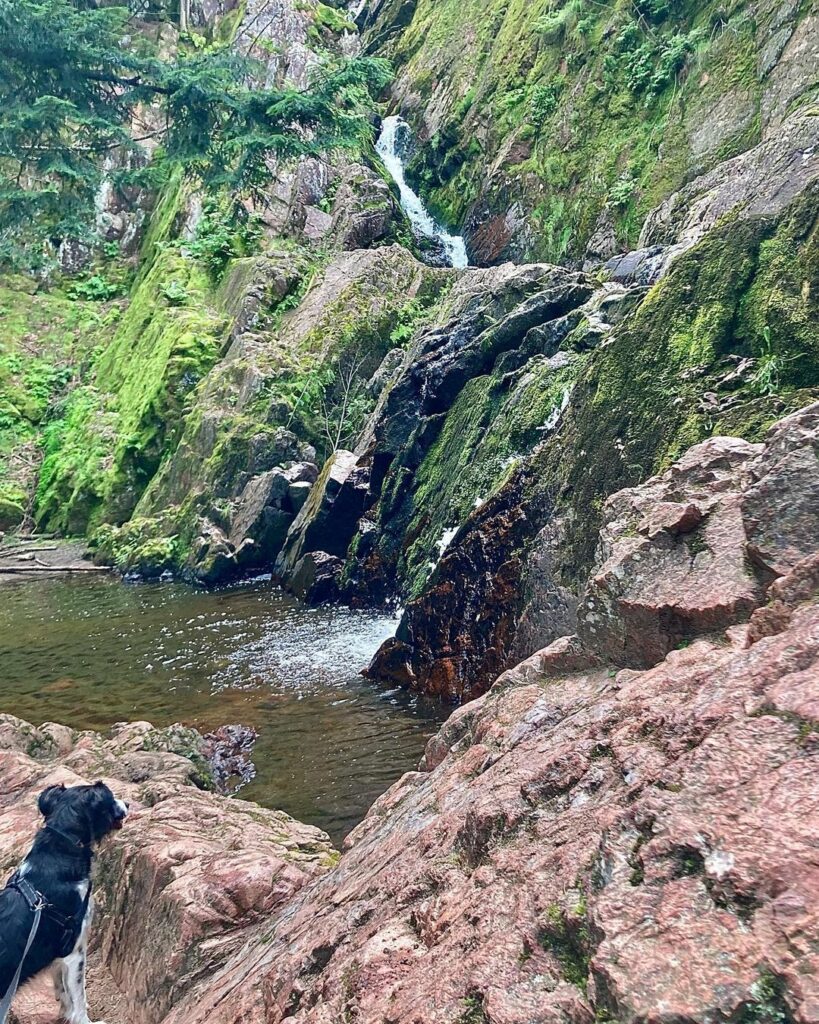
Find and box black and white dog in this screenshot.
[0,782,128,1024]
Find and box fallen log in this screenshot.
[0,565,112,574]
[0,545,60,556]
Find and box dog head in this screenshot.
[38,782,129,847]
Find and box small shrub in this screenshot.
[68,275,120,301]
[162,280,188,306]
[187,196,263,278]
[750,327,801,395]
[530,78,565,124]
[607,173,637,209]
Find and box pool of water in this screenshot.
[0,574,447,842]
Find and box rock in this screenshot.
[228,466,314,565]
[170,557,819,1024]
[275,450,369,586]
[368,402,819,697]
[201,724,258,795]
[329,162,402,251]
[287,480,312,513]
[741,402,819,576]
[0,716,335,1024]
[578,404,819,667]
[640,108,819,251]
[188,521,237,586]
[287,551,343,602]
[577,436,764,667]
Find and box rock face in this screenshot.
[364,0,819,266]
[4,405,819,1024]
[0,718,335,1024]
[369,403,819,698]
[123,407,819,1024]
[364,197,819,694]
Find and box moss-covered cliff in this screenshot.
[363,0,818,265]
[0,0,816,699]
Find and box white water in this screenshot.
[376,116,469,269]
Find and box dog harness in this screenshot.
[0,871,88,1017]
[0,874,48,1019]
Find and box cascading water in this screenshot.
[376,116,469,269]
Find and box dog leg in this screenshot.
[59,905,106,1024]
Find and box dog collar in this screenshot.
[44,823,92,851]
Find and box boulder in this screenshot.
[287,551,344,602]
[228,462,318,566]
[275,450,369,587]
[0,717,335,1024]
[329,163,402,251]
[578,404,819,667]
[577,436,764,667]
[741,402,819,576]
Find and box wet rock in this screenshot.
[201,724,258,794]
[287,550,344,602]
[368,403,819,698]
[275,450,370,586]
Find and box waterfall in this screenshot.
[376,116,469,269]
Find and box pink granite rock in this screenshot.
[0,719,335,1024]
[172,569,819,1024]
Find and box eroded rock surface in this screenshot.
[370,400,819,700]
[1,719,335,1024]
[153,488,819,1024]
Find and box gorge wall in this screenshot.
[0,0,817,701]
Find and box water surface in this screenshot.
[0,575,446,842]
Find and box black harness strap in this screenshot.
[0,875,47,1019]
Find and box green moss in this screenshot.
[0,280,111,528]
[456,994,489,1024]
[526,194,819,586]
[373,0,787,260]
[35,245,228,533]
[401,353,583,595]
[538,902,591,992]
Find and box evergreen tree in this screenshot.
[0,0,390,267]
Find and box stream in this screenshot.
[0,574,446,843]
[376,115,469,269]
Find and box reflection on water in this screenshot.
[0,575,446,841]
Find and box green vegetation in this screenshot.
[525,190,819,585]
[456,994,489,1024]
[0,280,109,528]
[380,0,802,260]
[737,972,793,1024]
[35,243,228,533]
[538,902,591,992]
[0,0,391,267]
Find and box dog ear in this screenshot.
[38,783,67,818]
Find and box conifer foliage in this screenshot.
[0,0,390,266]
